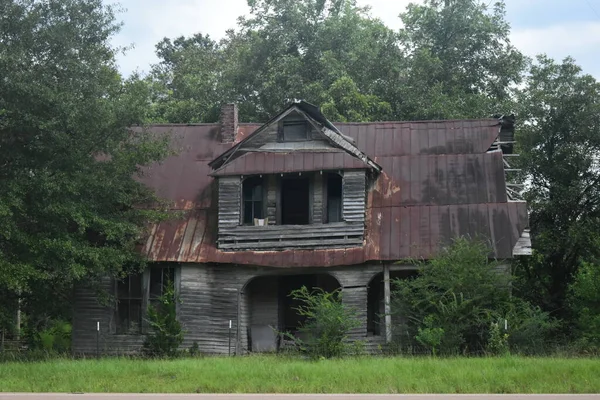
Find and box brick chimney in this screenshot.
[220,103,238,143]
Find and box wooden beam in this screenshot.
[383,264,392,344]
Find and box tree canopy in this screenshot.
[0,0,169,328]
[147,0,525,123]
[515,55,600,318]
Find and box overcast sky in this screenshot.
[107,0,600,79]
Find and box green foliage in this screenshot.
[0,0,169,323]
[515,56,600,320]
[487,322,509,356]
[568,262,600,347]
[504,299,559,355]
[415,315,444,356]
[397,0,524,119]
[286,286,360,359]
[392,238,512,355]
[188,341,201,357]
[143,280,184,358]
[29,319,72,353]
[392,238,557,355]
[148,0,524,124]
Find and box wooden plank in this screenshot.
[219,229,364,241]
[219,238,363,250]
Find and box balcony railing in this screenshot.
[218,222,364,251]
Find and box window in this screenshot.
[326,173,343,223]
[282,120,308,141]
[243,177,264,225]
[150,267,175,304]
[116,274,143,334]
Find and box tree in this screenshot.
[515,55,600,319]
[396,0,526,120]
[147,33,225,123]
[148,0,400,123]
[0,0,169,323]
[568,261,600,348]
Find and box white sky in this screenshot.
[107,0,600,79]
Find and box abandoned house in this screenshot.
[72,101,531,355]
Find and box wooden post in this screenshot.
[235,289,241,356]
[15,297,21,341]
[383,264,392,344]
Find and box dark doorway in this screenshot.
[326,173,342,223]
[281,177,310,225]
[279,274,340,334]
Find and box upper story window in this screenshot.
[281,119,308,142]
[243,176,264,225]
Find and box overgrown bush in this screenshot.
[414,315,444,356]
[392,238,511,355]
[285,286,361,359]
[29,319,72,354]
[143,280,183,358]
[504,298,559,355]
[391,237,557,356]
[568,262,600,348]
[487,321,509,356]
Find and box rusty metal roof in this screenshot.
[139,119,528,266]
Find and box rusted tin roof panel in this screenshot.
[140,118,525,265]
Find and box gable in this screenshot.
[209,101,380,174]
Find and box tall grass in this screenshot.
[1,356,599,393]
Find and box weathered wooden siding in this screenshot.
[248,276,279,327]
[343,171,366,223]
[313,173,323,224]
[178,264,253,354]
[241,112,328,151]
[73,263,403,355]
[342,286,368,340]
[72,278,145,355]
[218,222,363,250]
[218,177,241,229]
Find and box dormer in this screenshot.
[209,101,381,251]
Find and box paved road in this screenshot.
[2,395,600,400]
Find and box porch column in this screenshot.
[342,286,368,340]
[383,264,392,343]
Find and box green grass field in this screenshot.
[1,356,599,394]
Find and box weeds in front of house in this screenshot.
[279,286,362,359]
[391,237,559,357]
[142,279,184,358]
